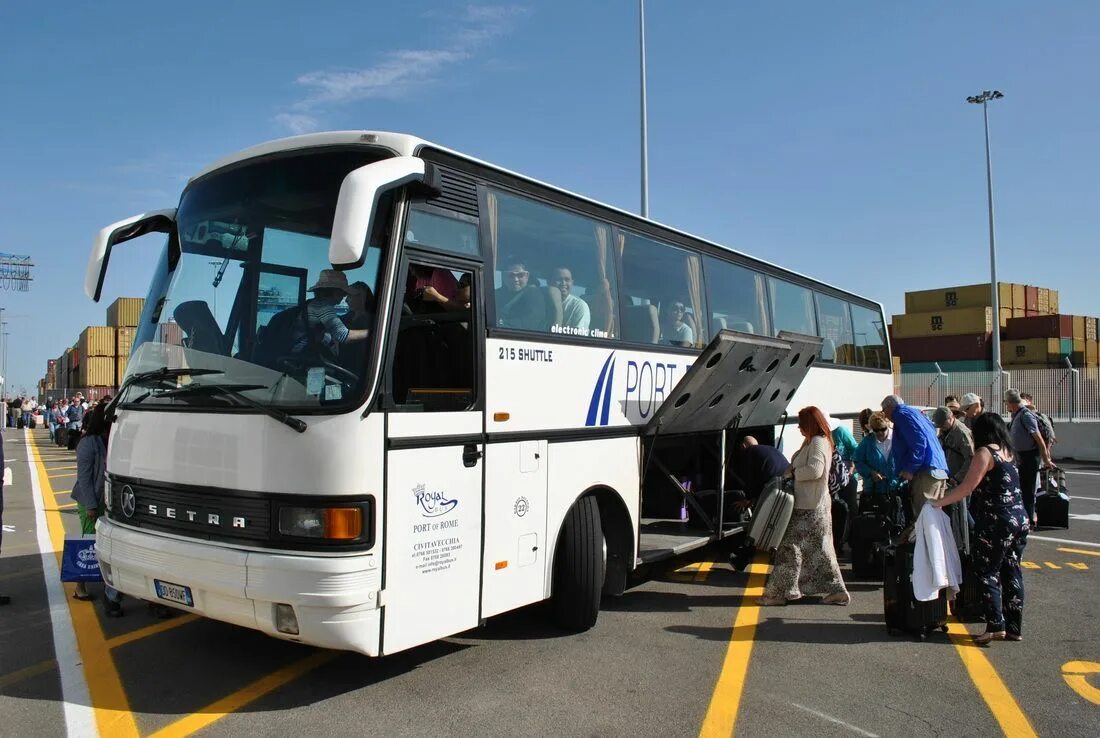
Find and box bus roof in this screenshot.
[191,130,883,310]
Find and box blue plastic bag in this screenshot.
[60,538,102,583]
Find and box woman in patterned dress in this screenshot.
[933,412,1028,644]
[758,406,850,606]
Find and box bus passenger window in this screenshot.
[702,256,769,339]
[814,292,854,365]
[391,263,476,412]
[617,231,705,348]
[850,303,889,369]
[767,277,816,337]
[484,188,619,340]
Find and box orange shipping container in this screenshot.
[106,297,144,328]
[1004,338,1062,365]
[904,283,1014,313]
[78,326,116,357]
[116,327,136,357]
[892,306,1010,338]
[78,357,116,387]
[1011,283,1026,310]
[1073,315,1086,340]
[1025,286,1039,312]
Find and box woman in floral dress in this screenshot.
[758,406,849,606]
[934,412,1029,644]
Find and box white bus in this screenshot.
[86,131,892,656]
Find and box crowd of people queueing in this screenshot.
[738,388,1050,646]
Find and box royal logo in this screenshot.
[414,484,458,518]
[586,352,616,427]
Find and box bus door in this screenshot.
[381,251,483,654]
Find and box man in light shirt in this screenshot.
[550,267,590,333]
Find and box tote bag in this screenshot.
[60,537,102,583]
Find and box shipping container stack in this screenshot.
[43,297,145,398]
[891,282,1098,372]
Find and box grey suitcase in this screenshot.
[748,477,795,551]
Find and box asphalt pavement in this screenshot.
[1,427,1097,737]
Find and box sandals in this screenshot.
[822,593,851,606]
[72,591,94,601]
[756,596,789,606]
[1006,633,1023,642]
[974,630,1006,645]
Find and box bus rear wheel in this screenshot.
[551,495,605,631]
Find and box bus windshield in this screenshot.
[124,148,392,412]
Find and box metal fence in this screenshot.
[895,366,1100,421]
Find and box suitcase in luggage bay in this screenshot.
[1036,470,1070,529]
[882,542,948,640]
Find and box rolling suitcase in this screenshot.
[54,426,68,447]
[951,557,984,623]
[67,429,80,451]
[17,417,24,429]
[849,493,901,578]
[1036,469,1070,529]
[883,542,948,640]
[729,476,795,571]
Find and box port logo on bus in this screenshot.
[414,484,458,518]
[586,353,617,426]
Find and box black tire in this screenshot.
[551,496,605,631]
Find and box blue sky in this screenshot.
[1,1,1097,394]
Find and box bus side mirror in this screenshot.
[329,156,441,268]
[85,209,177,302]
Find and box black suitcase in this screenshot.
[17,417,24,429]
[1036,470,1070,529]
[831,494,849,555]
[883,543,949,640]
[54,426,68,447]
[67,429,80,451]
[951,557,984,623]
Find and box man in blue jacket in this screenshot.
[881,395,949,528]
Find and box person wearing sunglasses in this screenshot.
[854,412,899,496]
[495,259,549,331]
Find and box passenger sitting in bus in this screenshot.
[730,436,791,508]
[405,264,463,313]
[339,281,376,377]
[291,269,369,357]
[663,301,694,347]
[549,267,590,333]
[495,259,548,330]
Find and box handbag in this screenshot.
[60,537,102,583]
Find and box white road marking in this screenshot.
[1029,535,1100,548]
[1063,471,1100,476]
[1068,513,1100,522]
[25,432,97,737]
[3,466,10,485]
[791,703,880,737]
[1069,496,1100,501]
[2,524,14,534]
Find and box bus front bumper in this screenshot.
[96,518,383,655]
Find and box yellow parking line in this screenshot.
[946,617,1037,737]
[1062,661,1100,706]
[698,553,769,738]
[693,560,715,583]
[1058,547,1100,557]
[30,433,140,738]
[147,651,335,738]
[0,659,57,690]
[48,473,76,480]
[106,615,200,650]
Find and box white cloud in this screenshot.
[275,4,527,132]
[274,112,322,135]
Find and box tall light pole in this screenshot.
[967,89,1004,407]
[639,0,649,218]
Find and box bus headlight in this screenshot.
[277,506,364,541]
[104,477,112,511]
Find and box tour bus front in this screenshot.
[87,139,435,655]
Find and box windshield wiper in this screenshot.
[156,383,308,434]
[107,367,225,420]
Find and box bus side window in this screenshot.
[617,230,705,348]
[392,263,476,412]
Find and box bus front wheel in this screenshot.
[551,495,605,631]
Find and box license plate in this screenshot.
[154,579,194,607]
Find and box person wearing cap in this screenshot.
[960,393,983,428]
[881,394,950,526]
[944,396,963,420]
[291,269,370,356]
[1005,388,1054,526]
